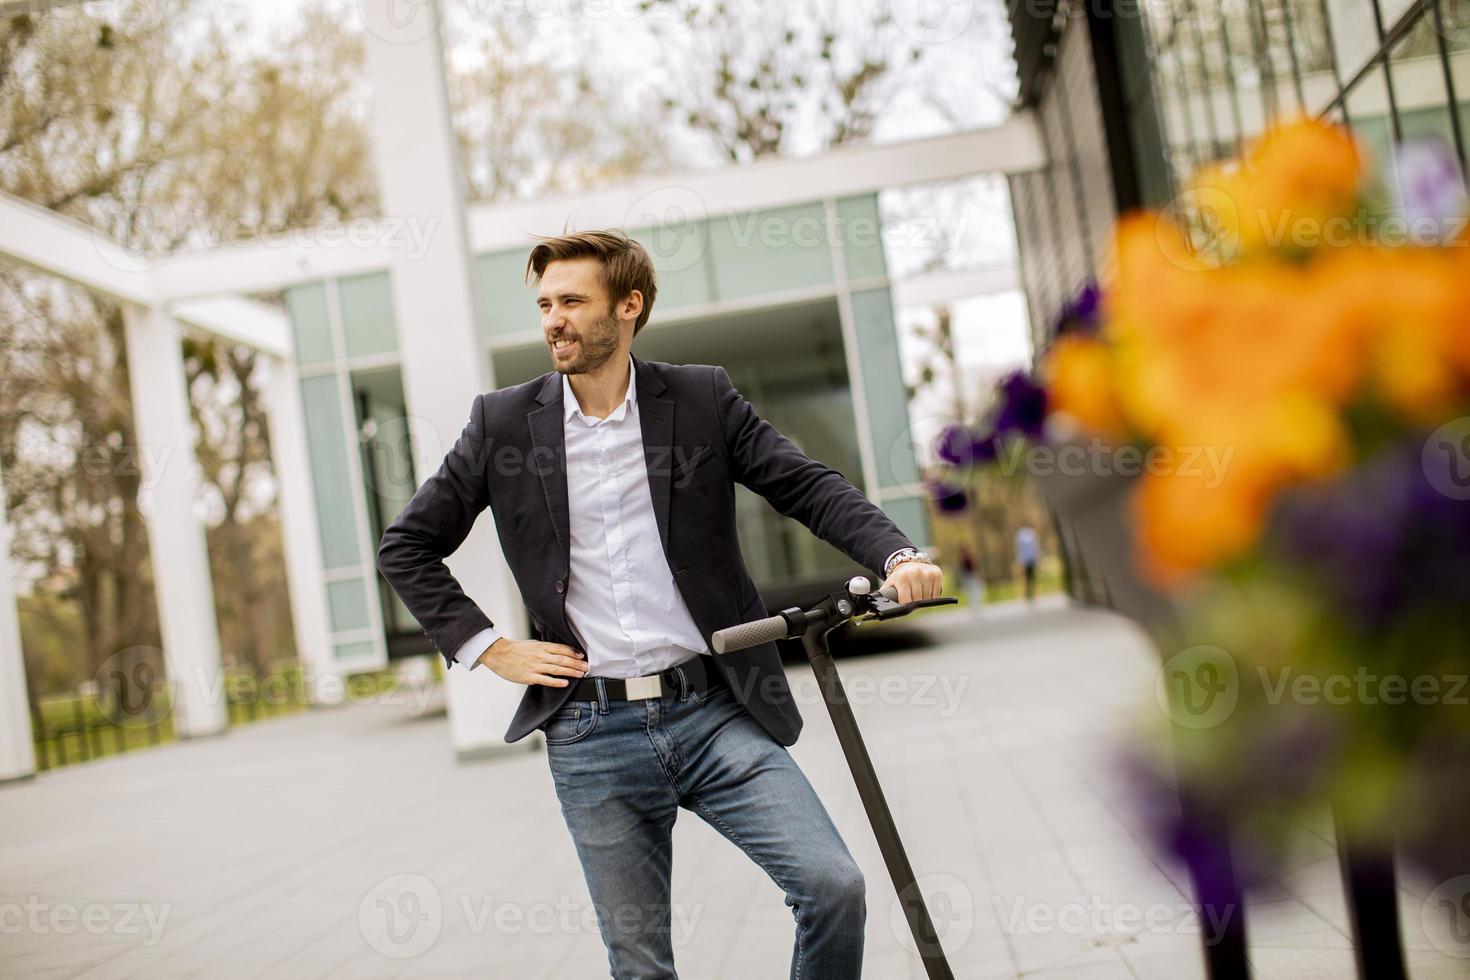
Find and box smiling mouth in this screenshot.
[551,337,577,354]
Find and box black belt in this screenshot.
[567,655,726,702]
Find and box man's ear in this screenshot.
[621,289,644,322]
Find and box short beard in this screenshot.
[553,305,621,375]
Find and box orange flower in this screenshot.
[1323,245,1470,422]
[1043,115,1470,586]
[1128,394,1350,584]
[1131,464,1273,588]
[1107,261,1364,444]
[1175,118,1365,257]
[1042,334,1127,442]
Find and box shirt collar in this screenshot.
[562,355,636,424]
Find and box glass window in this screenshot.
[624,219,715,312]
[1324,0,1383,80]
[1220,0,1274,139]
[472,248,538,341]
[850,287,918,491]
[707,202,835,300]
[836,195,888,282]
[1156,43,1204,181]
[337,272,399,359]
[327,578,371,632]
[1388,13,1457,149]
[1345,64,1398,190]
[286,282,335,366]
[299,374,363,570]
[882,494,931,550]
[1300,0,1348,112]
[1184,0,1236,157]
[1379,0,1420,31]
[1444,0,1470,162]
[333,640,375,662]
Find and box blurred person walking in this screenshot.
[957,544,985,614]
[377,231,942,980]
[1014,524,1040,603]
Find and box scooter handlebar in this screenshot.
[710,613,790,655]
[711,583,902,654]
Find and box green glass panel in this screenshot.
[299,374,363,570]
[333,640,376,662]
[836,195,887,282]
[882,494,931,550]
[1345,67,1395,190]
[849,287,919,490]
[708,202,835,300]
[327,577,371,632]
[473,249,538,340]
[337,272,398,358]
[626,221,714,313]
[286,282,334,366]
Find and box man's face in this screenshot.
[536,257,627,375]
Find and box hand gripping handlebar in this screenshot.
[711,582,947,654]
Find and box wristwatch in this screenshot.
[884,548,934,576]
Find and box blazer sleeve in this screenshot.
[376,393,496,667]
[712,365,913,580]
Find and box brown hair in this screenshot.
[525,230,658,335]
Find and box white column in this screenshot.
[362,0,527,759]
[0,455,37,782]
[261,355,342,706]
[122,305,228,739]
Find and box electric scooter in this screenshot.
[710,576,958,980]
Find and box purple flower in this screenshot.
[1270,441,1470,630]
[992,371,1047,439]
[1050,281,1102,338]
[933,422,1002,468]
[926,477,970,514]
[931,372,1046,469]
[934,422,973,467]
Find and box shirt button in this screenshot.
[555,579,566,594]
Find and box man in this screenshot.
[376,230,942,979]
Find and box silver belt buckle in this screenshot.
[624,674,663,700]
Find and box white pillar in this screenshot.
[261,355,342,706]
[362,0,526,759]
[0,455,37,782]
[122,305,228,739]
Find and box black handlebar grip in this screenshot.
[711,614,790,654]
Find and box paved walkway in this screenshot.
[2,599,1464,978]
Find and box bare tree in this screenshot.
[0,1,376,691]
[447,17,674,202]
[641,0,1013,163]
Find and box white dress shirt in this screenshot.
[454,357,708,676]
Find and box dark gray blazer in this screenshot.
[375,356,914,746]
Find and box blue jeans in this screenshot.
[541,666,866,979]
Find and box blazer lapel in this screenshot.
[635,357,674,558]
[528,373,570,565]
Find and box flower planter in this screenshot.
[1029,457,1176,633]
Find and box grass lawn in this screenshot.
[31,663,409,771]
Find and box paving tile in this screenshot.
[1,600,1461,979]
